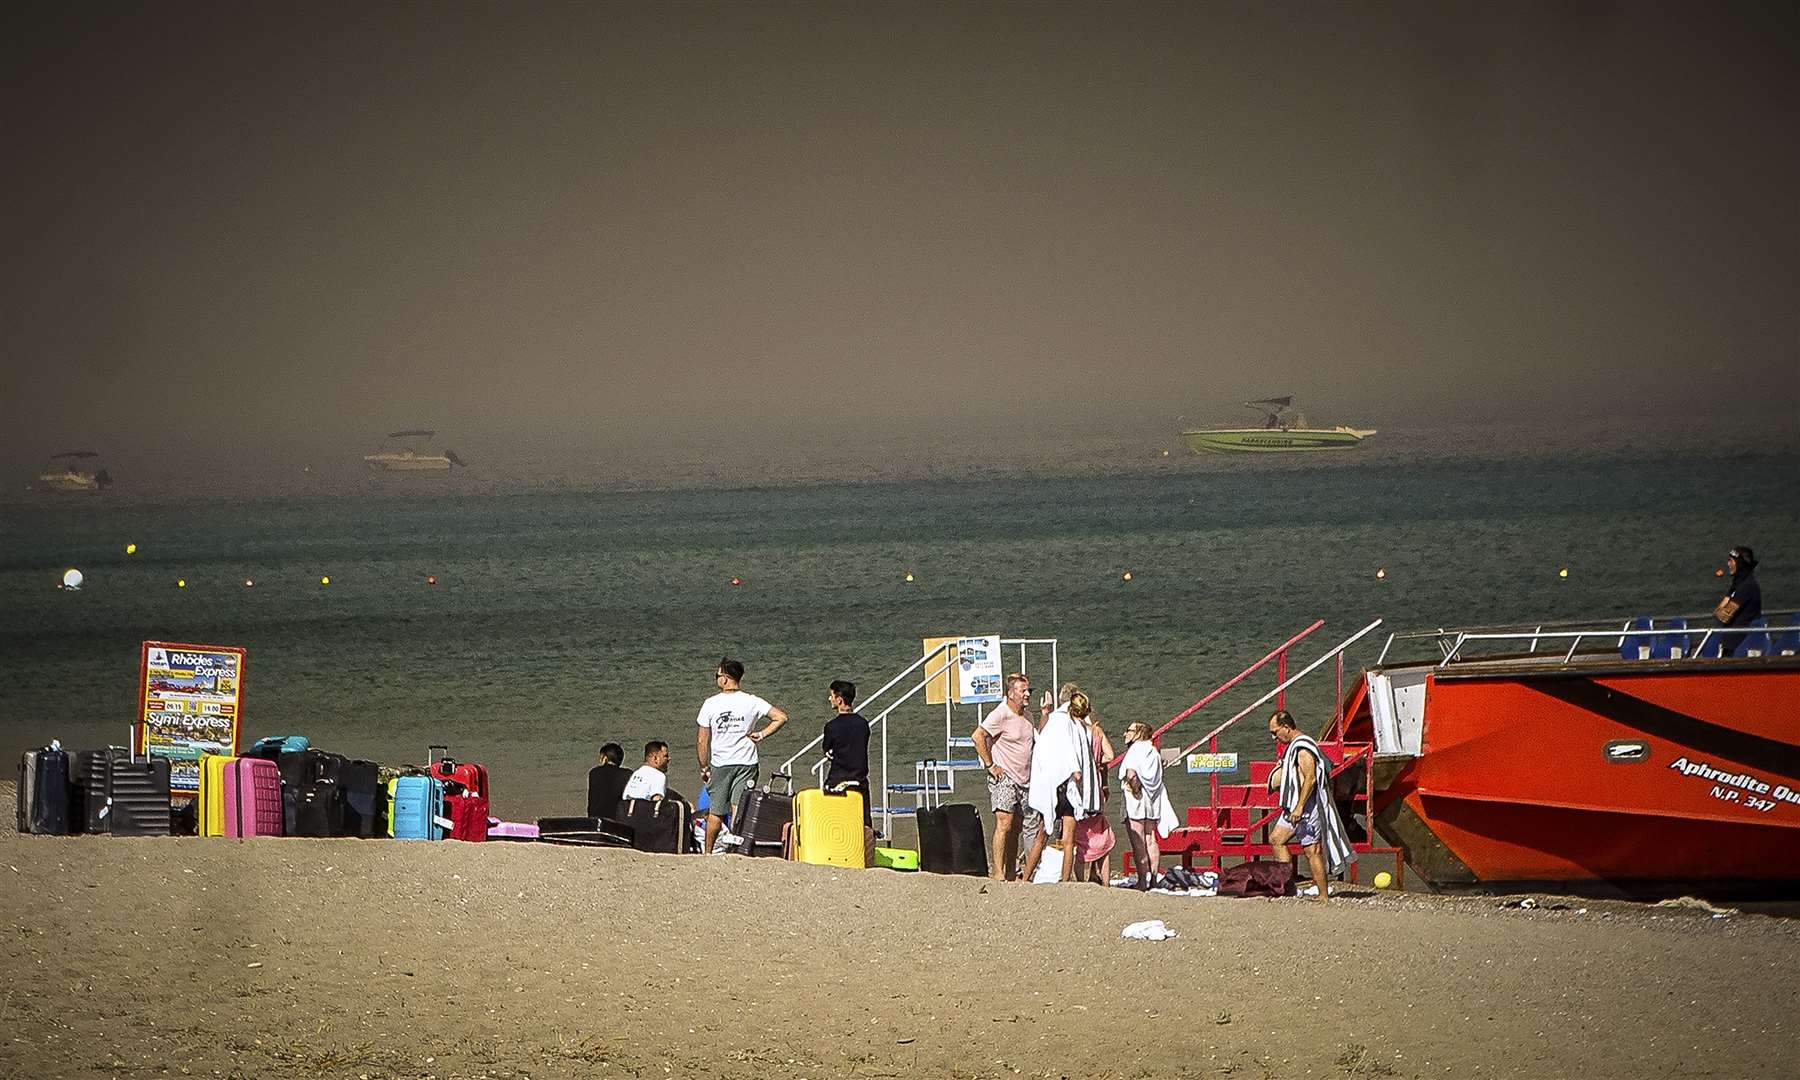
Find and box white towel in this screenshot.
[1120,739,1179,837]
[1027,707,1096,824]
[1121,919,1176,941]
[1278,733,1356,876]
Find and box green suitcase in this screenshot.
[872,846,919,871]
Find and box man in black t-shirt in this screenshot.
[822,679,872,829]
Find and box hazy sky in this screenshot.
[4,1,1797,471]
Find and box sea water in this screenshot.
[4,442,1796,820]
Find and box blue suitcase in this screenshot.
[390,775,447,840]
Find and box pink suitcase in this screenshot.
[224,757,283,837]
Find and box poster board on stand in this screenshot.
[138,641,246,797]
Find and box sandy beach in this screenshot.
[4,781,1797,1080]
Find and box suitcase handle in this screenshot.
[427,744,449,767]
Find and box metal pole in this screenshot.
[1276,649,1287,711]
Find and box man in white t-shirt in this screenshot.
[622,740,671,801]
[697,657,789,854]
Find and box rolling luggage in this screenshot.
[535,814,633,848]
[730,787,792,857]
[73,749,114,833]
[617,796,691,854]
[106,751,172,837]
[336,759,383,838]
[245,735,310,761]
[917,803,988,877]
[280,749,347,837]
[17,745,72,835]
[197,753,237,837]
[223,757,283,837]
[388,775,447,840]
[788,788,866,868]
[426,745,489,798]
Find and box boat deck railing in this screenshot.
[1375,610,1800,669]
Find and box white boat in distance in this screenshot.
[36,450,113,492]
[363,430,467,472]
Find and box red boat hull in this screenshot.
[1358,661,1800,895]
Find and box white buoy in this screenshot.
[62,568,84,590]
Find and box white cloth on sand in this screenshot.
[1121,919,1176,941]
[1119,739,1179,836]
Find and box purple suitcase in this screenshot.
[224,757,283,837]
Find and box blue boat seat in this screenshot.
[1654,617,1689,660]
[1776,614,1800,657]
[1738,617,1773,658]
[1620,616,1655,661]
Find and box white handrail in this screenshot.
[1437,623,1783,667]
[776,640,956,779]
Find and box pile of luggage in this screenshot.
[16,737,494,843]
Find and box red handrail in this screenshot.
[1149,620,1325,743]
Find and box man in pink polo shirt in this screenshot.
[971,672,1039,881]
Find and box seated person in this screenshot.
[587,743,633,818]
[622,740,671,801]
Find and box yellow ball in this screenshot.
[1373,871,1393,889]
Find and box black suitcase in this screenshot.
[617,796,690,854]
[17,747,72,835]
[917,803,988,877]
[106,754,172,837]
[280,749,347,836]
[587,764,633,819]
[74,749,116,833]
[336,759,383,838]
[292,783,341,837]
[730,787,792,856]
[536,815,634,847]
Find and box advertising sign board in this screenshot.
[138,641,246,796]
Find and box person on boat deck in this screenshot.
[1265,709,1355,903]
[1717,545,1762,656]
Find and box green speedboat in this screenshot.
[1181,397,1376,454]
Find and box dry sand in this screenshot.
[4,781,1797,1080]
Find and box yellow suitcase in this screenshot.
[790,788,866,868]
[197,753,237,837]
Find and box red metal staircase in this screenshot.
[1121,620,1405,886]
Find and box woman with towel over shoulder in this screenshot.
[1119,722,1178,891]
[1023,688,1102,882]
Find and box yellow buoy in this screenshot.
[1558,567,1569,579]
[125,543,138,555]
[244,578,255,588]
[177,579,186,589]
[320,575,331,586]
[1373,871,1393,889]
[427,574,438,586]
[904,572,914,583]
